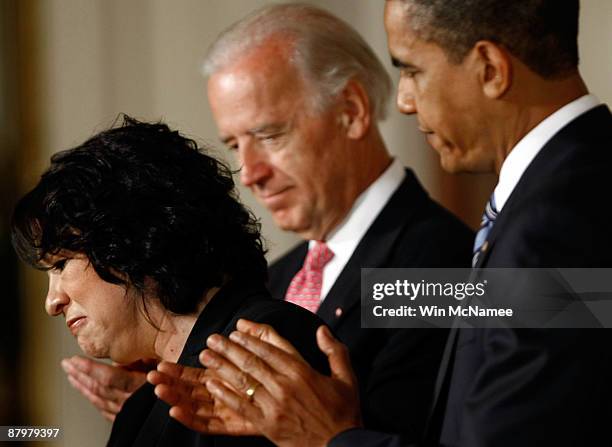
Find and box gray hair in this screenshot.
[203,3,392,121]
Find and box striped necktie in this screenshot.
[472,195,498,267]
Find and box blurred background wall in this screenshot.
[0,0,23,438]
[1,1,610,445]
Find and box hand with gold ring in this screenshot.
[200,320,362,447]
[147,362,258,436]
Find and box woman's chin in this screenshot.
[77,339,109,359]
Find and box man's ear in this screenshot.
[337,79,371,139]
[471,41,512,99]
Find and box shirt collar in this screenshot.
[494,94,600,211]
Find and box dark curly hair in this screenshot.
[11,115,267,314]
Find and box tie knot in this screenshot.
[305,241,334,271]
[482,195,498,225]
[472,194,498,266]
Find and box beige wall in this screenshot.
[579,0,612,103]
[18,1,612,445]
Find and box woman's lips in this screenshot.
[67,316,86,335]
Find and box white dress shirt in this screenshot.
[494,94,600,211]
[308,157,406,301]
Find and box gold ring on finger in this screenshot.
[245,382,260,402]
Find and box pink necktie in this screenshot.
[285,241,334,313]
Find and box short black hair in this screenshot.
[397,0,580,78]
[11,115,267,314]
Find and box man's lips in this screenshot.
[258,186,294,209]
[258,186,293,200]
[418,130,448,154]
[67,316,86,335]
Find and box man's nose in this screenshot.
[45,273,69,316]
[239,144,273,188]
[396,79,417,115]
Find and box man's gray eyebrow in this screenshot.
[219,135,233,145]
[219,122,289,144]
[248,123,287,134]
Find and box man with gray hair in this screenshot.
[179,1,612,446]
[202,2,471,437]
[63,2,473,440]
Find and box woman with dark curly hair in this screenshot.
[11,116,328,447]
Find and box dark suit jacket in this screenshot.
[268,169,474,440]
[330,105,612,447]
[107,279,329,447]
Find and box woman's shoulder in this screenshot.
[227,294,331,375]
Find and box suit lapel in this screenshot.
[317,169,431,328]
[482,105,612,268]
[427,259,486,437]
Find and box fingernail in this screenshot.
[200,350,218,368]
[153,385,163,398]
[320,325,332,338]
[229,331,244,343]
[67,375,77,388]
[60,359,70,371]
[157,361,171,373]
[207,334,221,349]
